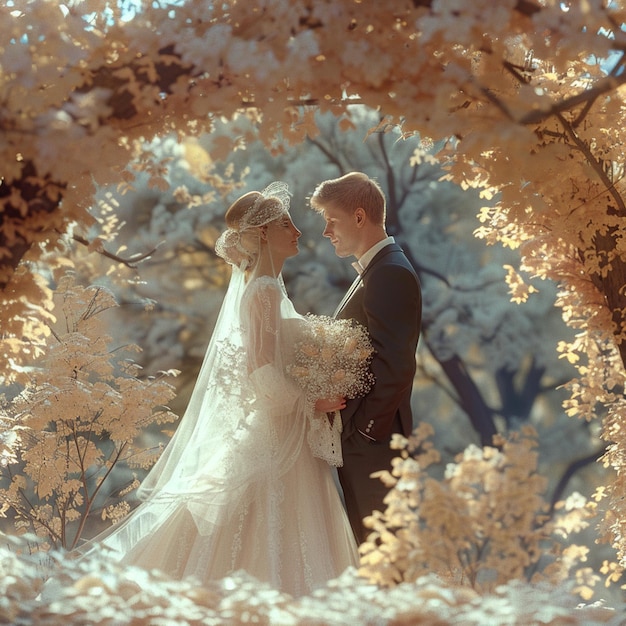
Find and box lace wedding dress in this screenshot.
[82,273,358,597]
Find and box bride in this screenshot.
[80,182,362,596]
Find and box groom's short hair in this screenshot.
[310,172,386,225]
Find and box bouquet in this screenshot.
[287,315,375,466]
[287,315,375,403]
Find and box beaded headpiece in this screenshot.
[215,182,291,267]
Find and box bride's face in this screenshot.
[265,213,302,259]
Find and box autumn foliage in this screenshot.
[359,423,598,596]
[0,275,178,550]
[3,0,626,620]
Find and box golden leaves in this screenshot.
[503,264,538,304]
[599,559,624,588]
[558,339,580,366]
[360,427,596,597]
[0,269,55,385]
[1,275,178,550]
[1,529,623,623]
[0,0,625,596]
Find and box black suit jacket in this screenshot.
[336,243,422,441]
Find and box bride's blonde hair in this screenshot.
[215,182,291,270]
[223,192,263,270]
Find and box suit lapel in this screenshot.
[333,274,362,317]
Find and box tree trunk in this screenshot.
[587,229,626,369]
[437,354,499,446]
[0,161,65,290]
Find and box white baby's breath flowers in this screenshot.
[287,315,375,404]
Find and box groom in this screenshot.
[310,172,422,544]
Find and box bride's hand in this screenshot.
[314,396,346,413]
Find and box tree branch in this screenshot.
[548,447,605,515]
[71,233,161,268]
[557,113,626,214]
[412,0,541,16]
[519,73,626,126]
[429,348,499,446]
[306,135,346,172]
[571,51,626,128]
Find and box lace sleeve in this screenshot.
[241,277,285,372]
[241,277,351,467]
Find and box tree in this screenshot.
[2,0,626,565]
[58,106,603,553]
[358,424,597,597]
[0,275,178,549]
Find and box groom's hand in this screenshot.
[314,396,346,413]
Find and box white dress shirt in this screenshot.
[354,236,395,274]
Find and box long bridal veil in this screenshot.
[78,184,315,554]
[75,183,359,596]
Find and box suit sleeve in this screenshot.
[353,263,421,441]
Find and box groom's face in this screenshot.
[321,204,361,259]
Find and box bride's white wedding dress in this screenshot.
[82,274,358,597]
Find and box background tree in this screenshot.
[25,106,603,564]
[358,424,598,598]
[2,0,626,577]
[0,275,178,550]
